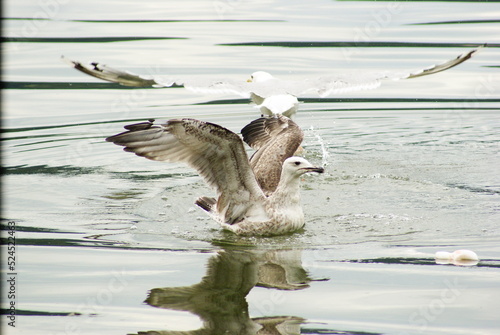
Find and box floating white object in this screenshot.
[435,249,479,266]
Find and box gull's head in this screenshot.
[282,157,324,177]
[247,71,274,83]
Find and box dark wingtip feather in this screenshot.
[241,115,299,149]
[105,120,157,142]
[241,117,268,148]
[124,119,155,131]
[195,196,217,213]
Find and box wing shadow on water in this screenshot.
[132,246,379,335]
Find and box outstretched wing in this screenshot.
[62,56,253,97]
[284,47,481,97]
[400,46,479,79]
[241,115,304,195]
[64,46,480,98]
[106,118,265,223]
[62,56,166,87]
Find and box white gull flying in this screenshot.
[63,47,480,117]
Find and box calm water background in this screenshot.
[2,0,500,334]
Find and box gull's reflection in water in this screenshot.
[139,247,315,335]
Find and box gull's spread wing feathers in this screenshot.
[283,47,481,97]
[106,119,265,223]
[241,115,304,195]
[62,56,251,97]
[65,47,480,99]
[62,56,162,87]
[403,47,479,79]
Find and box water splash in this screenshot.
[309,125,330,167]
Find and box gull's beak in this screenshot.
[246,77,253,83]
[301,166,324,174]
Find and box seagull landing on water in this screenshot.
[105,117,323,236]
[63,47,481,117]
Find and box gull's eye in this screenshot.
[294,161,301,166]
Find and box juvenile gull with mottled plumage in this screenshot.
[105,116,322,236]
